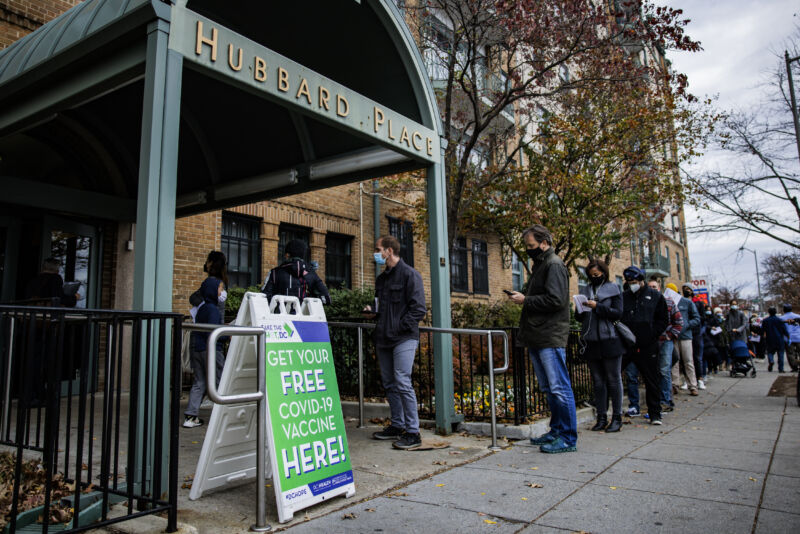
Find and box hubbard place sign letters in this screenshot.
[168,7,440,164]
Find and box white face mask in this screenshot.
[629,283,641,293]
[218,290,227,304]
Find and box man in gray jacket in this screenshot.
[508,225,576,453]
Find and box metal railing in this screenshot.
[0,305,182,533]
[327,322,510,449]
[183,323,271,533]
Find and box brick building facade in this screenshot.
[2,1,695,318]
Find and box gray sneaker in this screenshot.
[650,418,663,426]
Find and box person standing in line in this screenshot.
[204,251,229,318]
[262,239,330,307]
[576,259,624,433]
[647,278,682,412]
[621,266,668,425]
[666,282,700,396]
[763,307,790,372]
[508,225,577,453]
[726,299,748,343]
[184,276,225,428]
[685,284,707,388]
[363,236,427,450]
[748,315,766,361]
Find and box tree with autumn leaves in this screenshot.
[387,0,707,270]
[463,69,715,272]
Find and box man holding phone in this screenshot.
[506,225,577,453]
[362,236,427,450]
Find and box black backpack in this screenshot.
[269,259,310,301]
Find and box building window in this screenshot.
[278,224,310,263]
[451,237,468,292]
[676,252,681,275]
[615,249,621,259]
[665,245,669,262]
[616,275,624,292]
[684,257,689,281]
[325,234,352,289]
[387,216,414,267]
[511,252,523,292]
[222,213,262,289]
[472,239,489,294]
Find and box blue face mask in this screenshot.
[373,252,386,265]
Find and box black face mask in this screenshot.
[682,290,692,298]
[526,247,543,260]
[590,275,605,286]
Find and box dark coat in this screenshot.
[374,259,427,348]
[517,248,570,349]
[762,315,789,351]
[262,258,331,305]
[192,277,224,352]
[621,285,669,354]
[577,281,624,359]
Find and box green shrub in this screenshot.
[327,286,375,319]
[451,300,522,328]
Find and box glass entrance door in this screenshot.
[41,217,99,309]
[41,217,101,394]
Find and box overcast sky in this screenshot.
[660,0,799,299]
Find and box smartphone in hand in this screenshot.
[503,289,514,296]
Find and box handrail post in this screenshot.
[357,326,365,428]
[252,329,270,532]
[487,332,501,451]
[203,325,270,532]
[1,317,14,437]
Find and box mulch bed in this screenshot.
[767,375,798,397]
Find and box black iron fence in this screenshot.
[329,322,591,424]
[0,305,182,533]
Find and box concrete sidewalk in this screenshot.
[281,361,800,533]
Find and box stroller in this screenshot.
[729,339,756,378]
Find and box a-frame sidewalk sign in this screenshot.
[189,292,355,523]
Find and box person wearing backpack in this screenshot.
[262,239,330,306]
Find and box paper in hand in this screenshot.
[573,294,589,314]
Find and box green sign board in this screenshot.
[262,319,354,521]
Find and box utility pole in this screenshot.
[785,51,800,163]
[740,246,763,313]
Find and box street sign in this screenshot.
[190,293,354,523]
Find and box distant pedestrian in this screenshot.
[763,307,790,372]
[726,299,748,343]
[363,236,427,450]
[748,315,765,360]
[508,225,577,453]
[702,309,720,375]
[576,259,624,433]
[780,304,800,371]
[620,266,668,425]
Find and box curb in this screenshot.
[342,401,596,441]
[456,407,595,440]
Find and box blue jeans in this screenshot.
[377,339,420,433]
[529,348,577,446]
[658,340,674,405]
[767,346,785,372]
[624,362,639,409]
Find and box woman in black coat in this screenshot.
[577,259,625,433]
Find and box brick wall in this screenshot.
[0,1,81,48]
